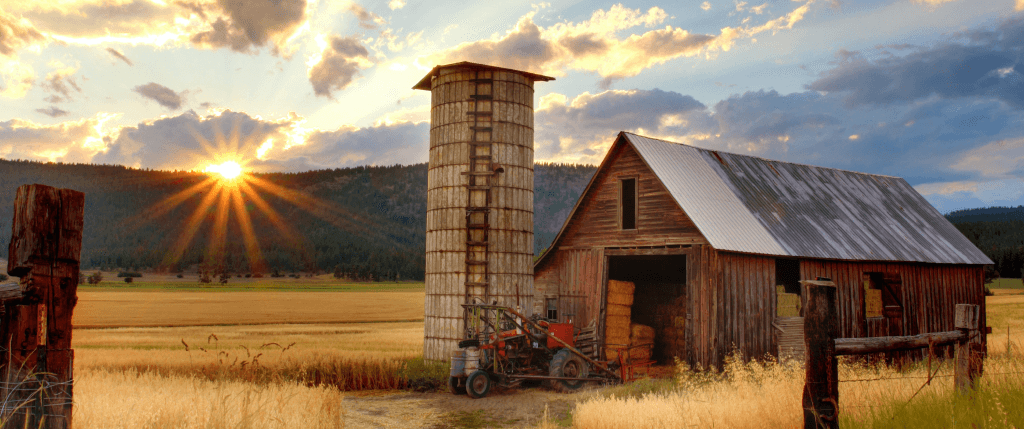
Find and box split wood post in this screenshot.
[954,304,980,395]
[801,279,838,429]
[4,184,84,429]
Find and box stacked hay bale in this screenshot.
[628,323,655,362]
[604,280,634,361]
[653,294,686,361]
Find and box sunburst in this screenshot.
[122,117,379,274]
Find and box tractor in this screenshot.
[447,303,628,398]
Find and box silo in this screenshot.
[413,62,554,361]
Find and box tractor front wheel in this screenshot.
[465,370,491,399]
[448,376,466,395]
[548,349,589,392]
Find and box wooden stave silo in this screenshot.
[415,63,553,361]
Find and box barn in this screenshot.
[532,131,992,369]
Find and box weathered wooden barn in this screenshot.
[532,132,992,369]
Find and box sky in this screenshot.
[1,0,1023,214]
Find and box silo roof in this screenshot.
[413,61,555,90]
[536,132,992,266]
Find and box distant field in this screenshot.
[990,278,1024,289]
[74,289,425,327]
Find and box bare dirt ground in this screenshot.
[341,386,584,428]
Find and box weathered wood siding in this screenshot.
[558,142,706,248]
[687,248,776,369]
[799,260,986,356]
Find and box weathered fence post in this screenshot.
[954,304,980,394]
[3,184,84,429]
[802,279,839,429]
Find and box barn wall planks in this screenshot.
[798,260,986,358]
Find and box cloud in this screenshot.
[388,0,406,10]
[35,106,70,117]
[93,109,428,172]
[133,82,186,109]
[189,0,309,56]
[348,3,385,29]
[535,88,708,161]
[106,47,134,65]
[420,2,813,86]
[807,15,1024,108]
[40,62,83,103]
[307,35,373,99]
[0,9,46,56]
[0,113,118,163]
[0,59,35,99]
[702,2,712,11]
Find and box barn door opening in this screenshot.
[606,255,687,363]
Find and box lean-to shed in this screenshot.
[532,132,992,369]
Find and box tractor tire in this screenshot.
[465,370,491,399]
[548,349,589,392]
[448,376,466,395]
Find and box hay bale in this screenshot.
[607,292,634,306]
[604,346,620,361]
[630,323,655,343]
[628,346,652,362]
[607,280,635,295]
[606,303,631,317]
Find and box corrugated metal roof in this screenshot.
[625,132,992,264]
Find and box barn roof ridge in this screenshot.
[619,131,903,180]
[534,131,992,268]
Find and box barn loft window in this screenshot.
[546,297,558,321]
[863,272,902,318]
[620,178,637,230]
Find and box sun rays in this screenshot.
[122,116,379,274]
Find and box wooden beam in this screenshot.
[604,247,693,256]
[802,280,838,429]
[955,304,981,394]
[3,184,83,429]
[834,331,966,355]
[0,283,23,301]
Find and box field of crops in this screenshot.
[62,281,1024,428]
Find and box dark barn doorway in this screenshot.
[607,255,687,363]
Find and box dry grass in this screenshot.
[568,292,1024,429]
[73,290,425,327]
[72,322,437,391]
[74,368,344,429]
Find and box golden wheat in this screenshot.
[74,368,344,429]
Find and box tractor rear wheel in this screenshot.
[448,376,465,395]
[548,349,589,392]
[465,370,491,399]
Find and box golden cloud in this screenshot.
[420,1,815,85]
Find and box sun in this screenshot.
[205,160,243,180]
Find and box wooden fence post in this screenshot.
[802,280,839,429]
[4,184,84,429]
[954,304,980,394]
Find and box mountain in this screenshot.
[0,159,597,280]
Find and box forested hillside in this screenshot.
[946,206,1024,278]
[0,159,596,280]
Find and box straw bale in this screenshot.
[606,303,631,317]
[630,323,655,344]
[606,292,634,306]
[607,280,635,295]
[628,346,652,362]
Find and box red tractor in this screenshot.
[447,303,623,398]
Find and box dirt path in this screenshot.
[341,386,584,428]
